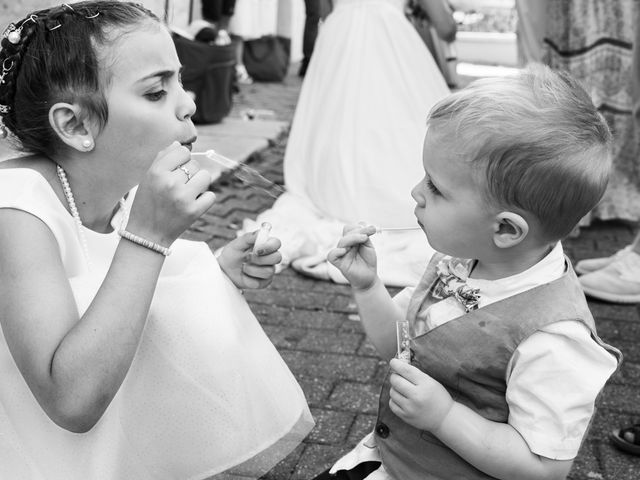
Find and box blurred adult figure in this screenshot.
[240,0,454,287]
[300,0,334,77]
[574,2,640,305]
[515,0,548,65]
[544,0,640,223]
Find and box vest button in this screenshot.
[375,422,390,438]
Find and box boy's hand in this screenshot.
[327,224,377,290]
[388,358,454,432]
[218,229,282,290]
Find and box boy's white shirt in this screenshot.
[330,243,618,477]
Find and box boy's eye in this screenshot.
[426,179,440,195]
[145,90,167,101]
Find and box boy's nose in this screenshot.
[410,183,423,204]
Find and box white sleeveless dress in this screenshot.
[0,169,313,480]
[241,0,449,287]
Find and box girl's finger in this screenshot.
[253,236,281,256]
[389,358,423,385]
[242,263,276,280]
[247,250,282,266]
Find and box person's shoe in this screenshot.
[235,64,253,85]
[574,245,633,275]
[579,249,640,304]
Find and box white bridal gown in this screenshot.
[241,0,450,286]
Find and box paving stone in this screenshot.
[599,442,640,480]
[598,384,640,412]
[290,444,348,480]
[295,375,335,407]
[306,408,355,445]
[568,441,603,480]
[280,351,380,381]
[260,444,305,480]
[588,302,640,322]
[244,289,335,310]
[328,382,380,414]
[609,362,640,386]
[297,330,365,355]
[251,304,347,330]
[347,414,378,447]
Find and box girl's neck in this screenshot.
[52,158,130,234]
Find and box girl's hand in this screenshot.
[127,142,216,246]
[388,358,454,432]
[218,230,282,289]
[327,224,377,290]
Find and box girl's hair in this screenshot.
[0,1,160,156]
[427,64,613,242]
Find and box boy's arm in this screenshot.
[389,360,573,480]
[435,403,572,480]
[327,224,405,360]
[351,278,405,361]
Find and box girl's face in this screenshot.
[411,128,497,260]
[95,23,197,177]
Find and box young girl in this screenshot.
[0,2,312,479]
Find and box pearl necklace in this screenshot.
[56,164,127,271]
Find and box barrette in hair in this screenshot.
[4,15,37,45]
[62,3,75,11]
[0,59,13,85]
[85,12,100,19]
[0,105,9,114]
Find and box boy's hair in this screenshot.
[0,1,160,156]
[427,64,612,242]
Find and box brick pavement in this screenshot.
[191,68,640,480]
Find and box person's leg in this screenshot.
[201,0,223,22]
[300,0,321,76]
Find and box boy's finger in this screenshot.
[389,358,422,385]
[327,247,347,263]
[389,372,415,397]
[336,233,371,249]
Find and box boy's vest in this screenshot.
[375,254,622,480]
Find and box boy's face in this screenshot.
[95,23,197,179]
[411,128,497,260]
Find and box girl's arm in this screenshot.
[0,145,215,434]
[414,0,457,42]
[0,210,167,433]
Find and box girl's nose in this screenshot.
[177,87,197,120]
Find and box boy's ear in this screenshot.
[49,102,95,152]
[492,211,529,248]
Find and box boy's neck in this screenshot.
[470,242,557,281]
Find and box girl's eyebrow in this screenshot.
[137,66,184,84]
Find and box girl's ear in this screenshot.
[492,211,529,248]
[49,102,95,152]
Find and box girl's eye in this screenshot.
[145,90,167,101]
[426,179,440,195]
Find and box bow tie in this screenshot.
[433,257,481,313]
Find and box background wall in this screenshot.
[1,0,305,61]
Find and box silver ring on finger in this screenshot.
[178,165,192,181]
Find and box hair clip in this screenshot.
[0,105,9,114]
[62,3,75,11]
[0,59,13,85]
[85,11,100,19]
[48,23,62,31]
[0,119,8,139]
[4,15,37,44]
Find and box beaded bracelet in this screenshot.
[118,229,172,256]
